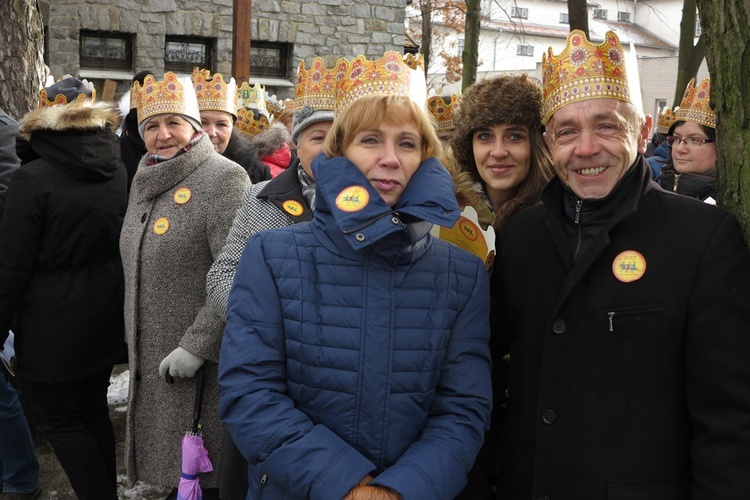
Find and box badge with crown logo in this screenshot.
[430,206,496,271]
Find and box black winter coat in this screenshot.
[0,101,127,383]
[494,158,750,499]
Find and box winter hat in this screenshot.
[38,77,95,108]
[292,106,334,144]
[451,74,543,172]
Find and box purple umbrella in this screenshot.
[175,369,214,500]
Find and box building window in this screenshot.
[80,31,132,70]
[517,45,534,57]
[457,38,465,57]
[511,7,528,19]
[695,19,702,36]
[617,11,631,22]
[165,36,213,73]
[250,41,291,78]
[593,8,608,19]
[560,13,569,24]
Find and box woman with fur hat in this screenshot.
[451,74,553,232]
[120,72,249,498]
[0,77,127,499]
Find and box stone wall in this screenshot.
[38,0,405,100]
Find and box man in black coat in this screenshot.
[494,30,750,499]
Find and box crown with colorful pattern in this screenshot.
[133,72,201,125]
[295,56,343,114]
[542,30,630,124]
[427,84,462,131]
[403,52,425,72]
[656,106,677,135]
[234,107,274,140]
[265,94,283,119]
[192,67,238,117]
[237,81,268,115]
[38,77,96,108]
[335,51,427,116]
[675,78,715,129]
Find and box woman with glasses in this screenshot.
[656,79,717,202]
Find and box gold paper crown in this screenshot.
[38,81,96,108]
[237,81,268,115]
[427,94,460,131]
[656,106,677,135]
[265,94,283,119]
[675,78,715,129]
[542,30,630,124]
[295,57,343,113]
[235,107,274,140]
[192,67,238,117]
[335,51,427,116]
[403,52,425,72]
[133,72,201,125]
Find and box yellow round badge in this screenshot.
[458,218,480,242]
[282,200,304,217]
[335,186,369,213]
[153,217,170,235]
[174,187,192,205]
[612,250,646,283]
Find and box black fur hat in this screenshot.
[451,74,544,173]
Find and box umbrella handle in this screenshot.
[192,367,205,434]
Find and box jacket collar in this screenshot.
[132,134,214,203]
[311,153,460,253]
[257,159,313,222]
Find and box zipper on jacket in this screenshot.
[673,173,681,192]
[257,474,267,498]
[606,305,667,332]
[573,199,583,259]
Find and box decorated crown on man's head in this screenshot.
[542,30,631,124]
[295,56,343,114]
[656,106,677,135]
[192,67,238,117]
[133,72,200,125]
[234,107,274,140]
[335,51,427,116]
[675,78,715,129]
[237,81,268,115]
[38,77,96,108]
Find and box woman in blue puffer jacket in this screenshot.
[218,92,492,500]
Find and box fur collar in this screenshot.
[18,101,121,140]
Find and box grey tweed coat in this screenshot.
[120,134,249,488]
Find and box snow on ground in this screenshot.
[108,368,129,406]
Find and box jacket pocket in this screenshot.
[603,305,667,333]
[607,473,689,500]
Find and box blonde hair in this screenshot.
[324,94,440,161]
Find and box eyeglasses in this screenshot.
[666,136,714,148]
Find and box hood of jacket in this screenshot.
[18,101,122,182]
[312,153,460,259]
[248,122,292,158]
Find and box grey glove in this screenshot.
[158,347,205,381]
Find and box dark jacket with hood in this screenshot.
[494,157,750,499]
[656,162,716,202]
[222,129,272,184]
[0,101,127,383]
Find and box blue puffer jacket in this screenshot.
[219,153,492,500]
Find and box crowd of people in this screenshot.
[1,26,749,500]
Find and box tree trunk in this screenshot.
[0,0,46,119]
[462,0,480,90]
[673,0,706,106]
[694,0,750,242]
[568,0,589,37]
[420,0,432,79]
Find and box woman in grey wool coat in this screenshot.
[120,72,249,498]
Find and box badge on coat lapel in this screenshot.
[282,200,304,217]
[335,186,369,212]
[153,217,170,235]
[612,250,646,283]
[174,187,192,205]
